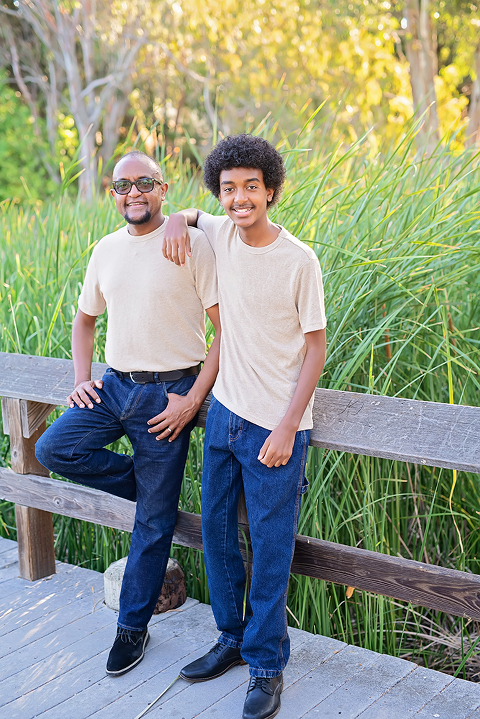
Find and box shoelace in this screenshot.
[116,628,142,644]
[247,676,274,695]
[210,642,224,655]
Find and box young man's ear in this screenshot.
[267,189,274,203]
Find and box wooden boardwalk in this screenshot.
[2,537,480,719]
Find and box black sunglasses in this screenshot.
[112,177,162,195]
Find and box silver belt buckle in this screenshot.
[129,372,139,384]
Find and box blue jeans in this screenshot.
[35,368,197,631]
[202,396,310,678]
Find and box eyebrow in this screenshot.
[220,177,260,185]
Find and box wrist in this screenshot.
[278,416,300,434]
[185,387,206,413]
[74,376,91,386]
[170,211,188,225]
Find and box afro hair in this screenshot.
[203,134,286,208]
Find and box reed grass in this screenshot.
[1,115,480,676]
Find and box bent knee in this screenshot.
[35,430,67,472]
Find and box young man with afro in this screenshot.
[163,134,326,719]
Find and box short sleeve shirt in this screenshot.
[78,220,217,372]
[198,213,326,431]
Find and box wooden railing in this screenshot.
[2,351,480,619]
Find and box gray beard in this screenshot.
[125,209,152,225]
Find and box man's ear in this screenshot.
[266,188,274,203]
[161,182,168,200]
[109,188,115,198]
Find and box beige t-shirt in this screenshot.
[78,220,217,372]
[198,213,326,431]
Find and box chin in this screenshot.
[125,210,152,225]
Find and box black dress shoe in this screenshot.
[242,673,283,719]
[180,642,245,682]
[106,627,149,676]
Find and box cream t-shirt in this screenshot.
[198,213,326,431]
[78,220,217,372]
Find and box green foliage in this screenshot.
[0,74,58,203]
[1,115,480,675]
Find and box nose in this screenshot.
[235,187,248,203]
[128,183,142,197]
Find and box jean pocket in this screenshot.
[165,374,197,397]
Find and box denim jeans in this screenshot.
[35,368,197,631]
[201,396,310,678]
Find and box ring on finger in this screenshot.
[167,427,173,433]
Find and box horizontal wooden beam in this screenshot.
[0,468,135,532]
[2,468,480,619]
[2,352,480,472]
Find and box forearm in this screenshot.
[72,311,96,385]
[280,332,326,431]
[171,208,201,227]
[186,332,220,411]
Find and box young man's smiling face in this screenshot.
[219,167,274,229]
[111,155,168,235]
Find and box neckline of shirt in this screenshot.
[234,225,289,254]
[123,216,168,243]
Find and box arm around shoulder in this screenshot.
[163,209,204,266]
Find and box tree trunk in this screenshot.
[467,43,480,147]
[77,128,97,201]
[404,0,439,149]
[99,94,132,176]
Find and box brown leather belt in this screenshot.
[111,364,201,384]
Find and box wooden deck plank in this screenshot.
[19,603,219,719]
[413,677,480,718]
[0,537,19,554]
[0,561,93,608]
[299,653,415,718]
[0,600,197,708]
[0,601,115,683]
[153,632,345,719]
[3,545,480,719]
[0,605,115,707]
[0,565,103,628]
[239,644,380,719]
[0,572,104,636]
[0,589,104,645]
[0,546,20,567]
[192,644,375,719]
[36,608,313,719]
[0,563,21,585]
[0,581,104,658]
[357,665,454,719]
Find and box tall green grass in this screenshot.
[1,116,480,677]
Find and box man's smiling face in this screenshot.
[111,155,167,227]
[219,167,274,229]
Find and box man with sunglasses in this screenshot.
[35,150,219,676]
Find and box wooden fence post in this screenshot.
[2,397,56,580]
